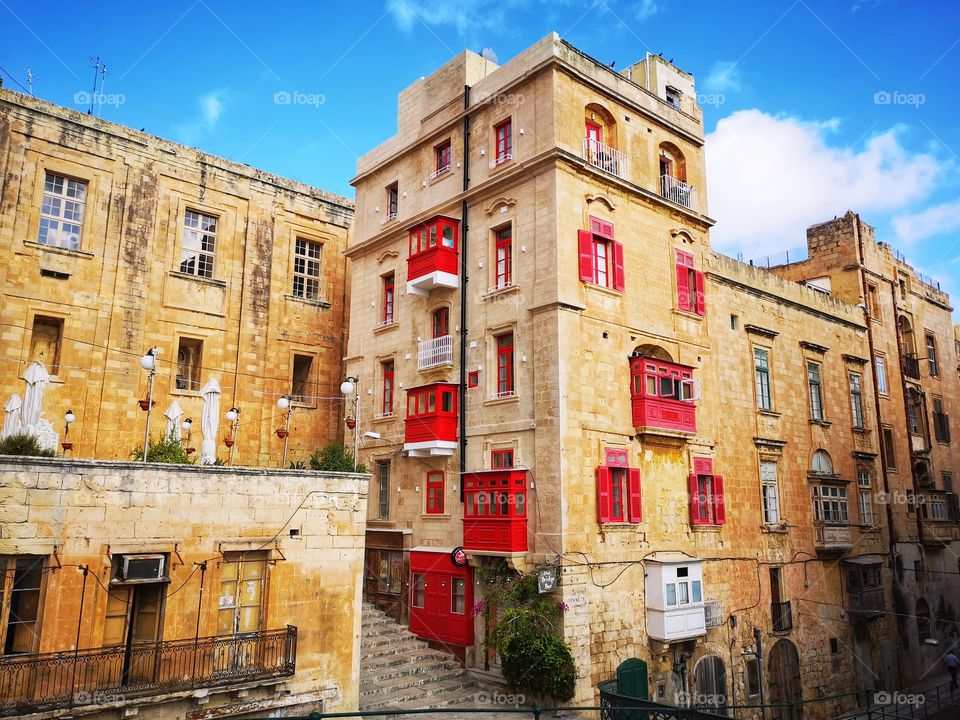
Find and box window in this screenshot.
[381,361,394,416]
[385,182,399,219]
[451,577,466,614]
[494,119,512,164]
[292,237,322,300]
[883,427,897,469]
[30,316,63,375]
[434,140,451,175]
[577,217,624,291]
[432,307,449,338]
[176,337,202,391]
[858,470,874,526]
[496,332,514,397]
[665,86,682,110]
[761,461,780,524]
[807,362,824,421]
[907,389,925,436]
[745,658,761,698]
[813,485,848,524]
[467,371,479,388]
[494,226,512,289]
[291,354,313,403]
[38,172,86,250]
[665,567,702,607]
[411,573,425,608]
[408,217,458,256]
[382,273,395,324]
[426,471,444,514]
[866,284,880,321]
[754,347,772,411]
[875,355,888,395]
[925,333,938,377]
[179,209,217,278]
[916,599,931,643]
[811,449,834,475]
[943,472,953,493]
[675,250,705,315]
[377,461,390,519]
[2,556,44,655]
[597,450,642,524]
[849,372,865,428]
[933,398,951,443]
[491,449,514,469]
[689,458,725,526]
[217,551,267,635]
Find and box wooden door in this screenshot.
[768,639,803,720]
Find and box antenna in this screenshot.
[26,67,35,95]
[88,57,101,115]
[97,63,107,116]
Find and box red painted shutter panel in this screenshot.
[612,241,625,292]
[689,473,702,525]
[578,230,594,282]
[676,259,689,310]
[627,468,643,523]
[713,475,726,524]
[695,270,706,316]
[597,467,612,523]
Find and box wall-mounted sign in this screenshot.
[538,568,558,593]
[451,547,468,567]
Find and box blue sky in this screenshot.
[2,0,959,307]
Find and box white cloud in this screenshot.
[631,0,659,21]
[705,110,942,258]
[175,91,226,145]
[891,198,960,245]
[702,61,742,94]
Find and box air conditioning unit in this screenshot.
[704,598,723,628]
[120,554,165,582]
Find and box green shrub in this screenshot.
[130,434,191,464]
[288,460,306,470]
[309,444,367,473]
[0,433,56,458]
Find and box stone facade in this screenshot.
[0,457,368,718]
[344,33,959,719]
[0,88,353,466]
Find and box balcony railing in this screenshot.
[0,627,296,716]
[418,335,453,370]
[814,522,853,552]
[903,354,921,379]
[660,174,698,211]
[848,587,885,615]
[582,138,628,180]
[772,601,793,632]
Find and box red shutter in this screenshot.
[713,475,726,524]
[597,467,612,523]
[589,216,614,239]
[627,468,643,523]
[612,241,625,292]
[693,457,713,475]
[676,257,690,310]
[695,270,706,316]
[578,230,594,282]
[689,473,702,525]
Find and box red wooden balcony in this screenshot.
[404,383,458,457]
[407,216,459,296]
[463,469,528,554]
[629,356,697,435]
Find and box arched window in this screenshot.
[658,142,687,182]
[916,598,931,643]
[811,450,834,474]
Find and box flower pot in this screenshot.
[345,417,356,429]
[138,399,155,411]
[186,447,196,455]
[224,438,235,448]
[275,429,288,439]
[61,441,73,452]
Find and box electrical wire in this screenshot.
[0,65,30,94]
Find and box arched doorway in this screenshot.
[693,655,727,711]
[768,638,803,720]
[853,623,877,703]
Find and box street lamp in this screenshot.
[140,347,158,462]
[276,395,292,467]
[62,410,76,454]
[182,418,195,455]
[340,376,360,469]
[224,407,240,464]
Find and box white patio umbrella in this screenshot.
[163,400,184,442]
[2,394,23,439]
[21,362,50,430]
[199,378,221,465]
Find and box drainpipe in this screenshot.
[459,84,470,502]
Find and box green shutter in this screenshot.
[617,657,649,699]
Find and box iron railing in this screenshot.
[583,138,629,179]
[660,174,697,211]
[418,335,453,370]
[903,354,921,379]
[599,680,733,719]
[0,626,296,716]
[772,600,793,632]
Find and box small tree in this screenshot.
[0,433,56,458]
[309,444,367,473]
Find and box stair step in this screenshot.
[361,647,453,673]
[362,656,461,683]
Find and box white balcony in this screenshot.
[582,138,628,180]
[660,174,697,211]
[418,335,453,370]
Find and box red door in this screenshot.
[586,121,602,145]
[408,551,474,647]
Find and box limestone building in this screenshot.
[344,33,959,716]
[0,88,352,465]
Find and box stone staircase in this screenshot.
[359,602,480,712]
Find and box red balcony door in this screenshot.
[586,121,602,144]
[433,307,449,338]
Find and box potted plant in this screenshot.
[345,416,357,429]
[224,437,235,448]
[138,398,156,411]
[275,428,288,439]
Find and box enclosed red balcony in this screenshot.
[463,469,528,554]
[404,382,458,457]
[407,216,459,296]
[629,356,697,434]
